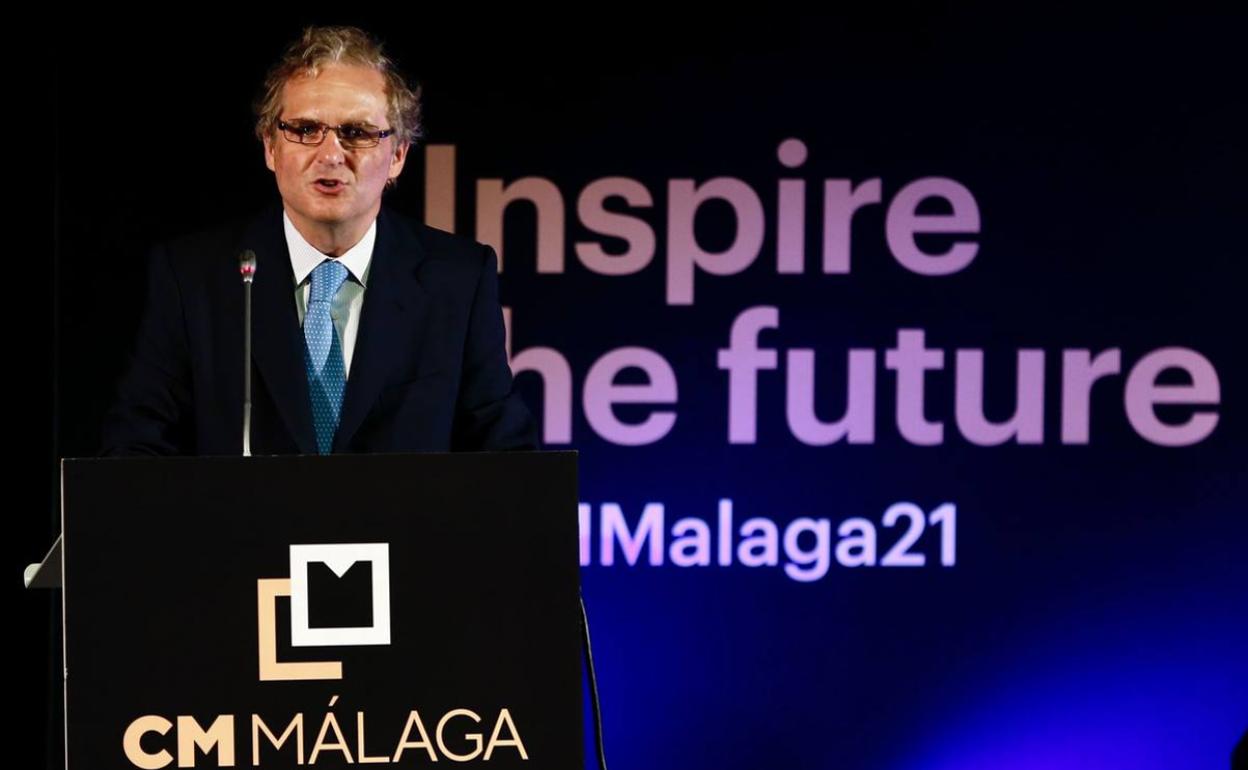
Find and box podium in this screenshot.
[37,451,582,769]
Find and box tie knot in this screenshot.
[309,259,350,304]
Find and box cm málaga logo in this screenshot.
[256,543,391,681]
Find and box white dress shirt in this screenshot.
[283,212,375,378]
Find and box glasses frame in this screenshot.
[276,119,397,149]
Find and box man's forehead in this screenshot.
[279,64,389,118]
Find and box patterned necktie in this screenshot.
[303,259,350,454]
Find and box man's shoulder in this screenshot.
[380,207,492,267]
[161,212,257,256]
[152,210,267,282]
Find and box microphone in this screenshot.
[239,250,257,457]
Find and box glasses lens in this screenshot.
[337,125,380,149]
[281,121,324,144]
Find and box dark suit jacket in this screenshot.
[102,204,537,456]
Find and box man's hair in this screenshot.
[253,25,422,146]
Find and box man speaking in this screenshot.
[102,26,537,456]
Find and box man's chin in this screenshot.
[285,197,379,233]
[301,204,354,228]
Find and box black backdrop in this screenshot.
[19,9,1247,769]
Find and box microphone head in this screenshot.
[239,249,257,283]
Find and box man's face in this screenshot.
[264,63,407,242]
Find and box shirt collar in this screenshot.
[283,211,375,288]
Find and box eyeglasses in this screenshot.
[277,119,396,149]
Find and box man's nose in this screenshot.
[315,129,347,165]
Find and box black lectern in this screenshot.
[40,451,581,769]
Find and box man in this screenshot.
[102,26,537,455]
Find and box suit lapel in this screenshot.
[243,207,319,454]
[334,207,430,451]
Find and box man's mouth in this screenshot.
[314,179,346,193]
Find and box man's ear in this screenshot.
[263,134,276,172]
[387,141,410,181]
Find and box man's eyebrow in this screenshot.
[287,117,379,127]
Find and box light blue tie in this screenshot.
[303,259,350,454]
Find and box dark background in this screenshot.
[18,8,1247,769]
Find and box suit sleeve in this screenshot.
[99,243,193,455]
[450,245,540,451]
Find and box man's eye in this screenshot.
[339,125,369,140]
[289,123,320,136]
